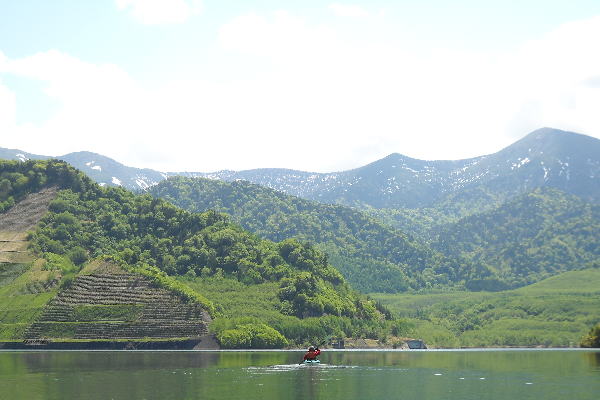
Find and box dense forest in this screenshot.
[149,177,492,292]
[431,188,600,290]
[0,159,398,347]
[149,176,600,293]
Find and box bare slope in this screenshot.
[0,187,57,264]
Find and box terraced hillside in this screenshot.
[25,263,211,341]
[0,187,62,341]
[1,184,212,344]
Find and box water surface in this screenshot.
[1,349,598,399]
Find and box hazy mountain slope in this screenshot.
[58,152,166,190]
[432,187,600,289]
[149,177,487,292]
[0,149,165,191]
[3,128,598,209]
[186,128,600,209]
[0,148,50,162]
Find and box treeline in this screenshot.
[0,159,96,212]
[149,177,488,292]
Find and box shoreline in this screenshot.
[0,335,219,350]
[0,342,593,351]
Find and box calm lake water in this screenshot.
[1,349,599,400]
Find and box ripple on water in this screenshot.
[246,364,409,375]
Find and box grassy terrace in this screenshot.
[0,261,58,341]
[371,269,600,348]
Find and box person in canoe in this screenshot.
[302,346,321,363]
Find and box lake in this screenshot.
[1,349,599,399]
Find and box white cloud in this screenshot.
[0,81,17,134]
[115,0,202,25]
[329,3,370,18]
[2,14,600,173]
[219,11,337,60]
[0,51,17,135]
[217,12,600,164]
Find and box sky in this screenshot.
[1,0,600,172]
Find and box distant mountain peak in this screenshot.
[1,127,598,203]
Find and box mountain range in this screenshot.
[184,128,600,208]
[2,127,599,293]
[2,128,598,208]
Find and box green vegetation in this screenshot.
[150,177,487,292]
[372,269,600,347]
[150,178,599,294]
[0,159,97,212]
[0,263,30,288]
[370,188,599,291]
[72,305,144,322]
[1,159,392,347]
[432,188,600,289]
[30,181,379,320]
[216,323,288,349]
[182,275,399,347]
[580,323,600,348]
[0,261,58,340]
[367,185,506,241]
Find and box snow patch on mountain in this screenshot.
[135,178,150,190]
[511,157,530,170]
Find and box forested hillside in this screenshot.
[1,159,395,347]
[149,177,489,292]
[432,188,600,290]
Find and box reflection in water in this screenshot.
[0,350,599,400]
[587,351,600,368]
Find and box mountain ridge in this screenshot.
[1,128,598,207]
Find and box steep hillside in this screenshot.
[0,182,62,342]
[149,177,486,292]
[432,188,600,289]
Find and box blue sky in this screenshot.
[1,1,600,171]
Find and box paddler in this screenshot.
[302,346,321,362]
